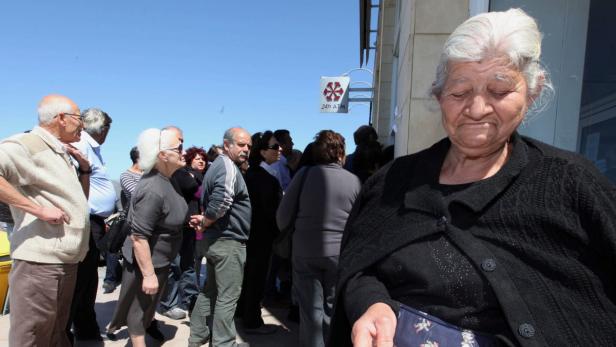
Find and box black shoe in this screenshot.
[106,332,117,341]
[146,323,165,341]
[244,324,278,335]
[287,304,299,323]
[74,332,103,341]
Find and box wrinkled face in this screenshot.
[260,137,282,165]
[224,130,252,165]
[160,130,186,172]
[191,153,206,171]
[438,58,530,157]
[57,104,83,143]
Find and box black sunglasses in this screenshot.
[159,129,183,154]
[265,143,280,151]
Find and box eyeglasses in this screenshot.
[61,113,84,121]
[163,144,183,154]
[266,143,280,151]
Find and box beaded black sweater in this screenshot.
[329,133,616,347]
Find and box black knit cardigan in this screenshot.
[329,133,616,346]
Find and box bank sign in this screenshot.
[320,76,350,113]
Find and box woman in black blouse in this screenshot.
[330,8,616,347]
[107,128,188,347]
[237,131,283,332]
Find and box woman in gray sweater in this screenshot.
[107,128,188,347]
[277,130,361,347]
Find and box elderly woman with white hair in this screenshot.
[107,128,188,347]
[329,8,616,347]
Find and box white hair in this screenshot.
[37,98,73,125]
[431,8,553,111]
[82,108,111,135]
[137,128,176,173]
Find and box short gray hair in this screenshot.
[223,127,246,144]
[37,98,73,125]
[431,8,553,109]
[82,108,112,135]
[137,128,176,173]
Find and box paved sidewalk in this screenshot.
[0,267,298,347]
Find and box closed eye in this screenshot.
[450,91,469,98]
[490,90,511,98]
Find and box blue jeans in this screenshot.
[158,256,199,311]
[293,255,339,347]
[159,228,200,312]
[104,252,122,285]
[189,238,246,347]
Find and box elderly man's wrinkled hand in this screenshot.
[189,214,205,232]
[65,144,91,171]
[352,302,397,347]
[37,206,70,225]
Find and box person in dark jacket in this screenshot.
[329,8,616,347]
[278,130,361,347]
[237,131,283,333]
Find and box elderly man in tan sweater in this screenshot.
[0,94,92,347]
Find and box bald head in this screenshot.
[162,125,184,145]
[37,94,83,144]
[37,94,79,125]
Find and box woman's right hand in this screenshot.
[142,273,159,295]
[351,302,397,347]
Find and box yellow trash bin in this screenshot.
[0,230,11,312]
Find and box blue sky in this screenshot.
[0,1,373,179]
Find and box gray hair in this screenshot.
[137,128,176,173]
[37,98,73,125]
[223,128,235,143]
[431,8,553,110]
[223,127,247,144]
[82,108,112,135]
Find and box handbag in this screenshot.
[101,205,131,254]
[394,304,498,347]
[272,166,311,259]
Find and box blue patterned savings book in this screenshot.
[394,304,498,347]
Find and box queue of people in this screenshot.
[0,8,615,347]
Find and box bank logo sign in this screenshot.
[320,76,350,113]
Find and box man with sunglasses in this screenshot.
[66,108,116,342]
[0,94,92,347]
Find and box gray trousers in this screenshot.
[189,238,246,347]
[293,255,339,347]
[9,260,78,347]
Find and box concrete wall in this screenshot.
[371,0,469,157]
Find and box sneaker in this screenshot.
[102,281,117,294]
[160,307,187,320]
[243,324,278,335]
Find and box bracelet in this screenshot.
[78,167,93,175]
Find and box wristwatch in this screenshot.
[78,167,93,175]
